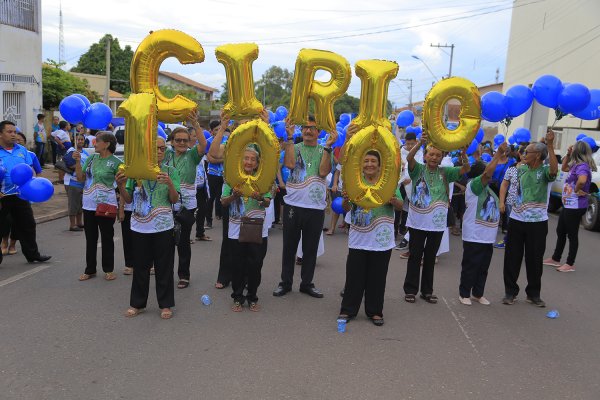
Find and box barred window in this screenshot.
[0,0,38,32]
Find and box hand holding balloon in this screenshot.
[545,129,555,146]
[325,130,338,148]
[495,142,508,158]
[71,151,81,161]
[115,171,128,187]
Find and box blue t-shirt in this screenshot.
[491,158,515,187]
[0,144,33,195]
[207,135,228,177]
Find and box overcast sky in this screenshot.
[41,0,528,108]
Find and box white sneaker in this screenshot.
[471,296,491,305]
[459,296,472,306]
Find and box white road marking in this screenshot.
[442,296,488,367]
[0,265,52,288]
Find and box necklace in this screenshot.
[300,143,321,170]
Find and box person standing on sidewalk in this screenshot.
[0,121,51,265]
[33,114,47,167]
[273,115,336,299]
[62,134,88,231]
[503,130,558,307]
[543,140,596,272]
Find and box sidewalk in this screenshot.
[31,167,69,224]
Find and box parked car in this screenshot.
[549,143,600,231]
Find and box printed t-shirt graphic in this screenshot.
[81,154,122,211]
[284,143,327,210]
[222,182,271,240]
[163,148,202,210]
[462,176,500,244]
[511,165,556,222]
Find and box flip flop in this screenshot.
[79,273,96,281]
[177,279,190,289]
[160,309,173,319]
[196,235,212,241]
[125,307,145,318]
[104,272,117,281]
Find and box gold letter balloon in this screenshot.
[215,43,263,120]
[422,77,481,152]
[223,119,280,197]
[130,29,205,123]
[342,60,401,209]
[116,93,159,180]
[288,49,351,133]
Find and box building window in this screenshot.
[0,0,38,32]
[2,91,25,128]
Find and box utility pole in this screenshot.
[104,37,111,105]
[396,78,413,111]
[58,2,65,66]
[430,43,455,78]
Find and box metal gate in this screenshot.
[2,91,24,128]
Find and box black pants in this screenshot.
[35,142,45,166]
[216,207,233,285]
[50,140,58,165]
[207,174,223,222]
[83,210,115,274]
[231,238,268,304]
[274,188,286,223]
[459,241,493,298]
[121,210,134,268]
[195,186,208,238]
[280,205,325,290]
[552,208,586,266]
[130,229,175,309]
[403,227,443,295]
[397,185,408,235]
[0,196,41,263]
[503,218,548,298]
[340,248,391,318]
[176,207,196,280]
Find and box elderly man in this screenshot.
[273,115,336,298]
[0,121,51,265]
[502,130,558,307]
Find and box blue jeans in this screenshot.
[35,142,45,166]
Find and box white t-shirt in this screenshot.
[462,177,500,244]
[52,129,71,144]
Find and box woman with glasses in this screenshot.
[118,136,181,319]
[163,111,207,289]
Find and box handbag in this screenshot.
[238,216,264,244]
[55,159,74,174]
[95,203,118,219]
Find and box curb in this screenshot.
[35,210,68,224]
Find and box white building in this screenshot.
[0,0,42,141]
[503,0,600,152]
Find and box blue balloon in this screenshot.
[475,128,484,143]
[19,177,54,203]
[413,126,423,134]
[157,125,167,140]
[73,93,91,108]
[481,91,508,122]
[513,127,531,144]
[203,130,211,139]
[59,95,87,124]
[451,156,459,165]
[396,110,415,128]
[468,156,476,165]
[158,121,166,129]
[505,85,534,118]
[508,135,516,145]
[582,136,598,151]
[481,153,492,163]
[405,126,415,134]
[83,102,113,130]
[281,167,290,183]
[333,132,345,148]
[268,110,276,124]
[532,75,563,108]
[466,139,479,155]
[331,197,344,215]
[339,113,351,126]
[572,89,600,120]
[558,83,591,114]
[10,163,33,186]
[576,133,588,141]
[275,106,288,121]
[493,134,505,146]
[273,121,286,140]
[318,130,327,139]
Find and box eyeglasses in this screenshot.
[157,146,167,152]
[302,125,317,131]
[524,150,539,155]
[173,138,189,143]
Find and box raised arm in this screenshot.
[546,129,559,177]
[561,145,573,172]
[407,131,426,172]
[283,117,296,170]
[187,109,207,156]
[319,130,336,178]
[207,113,229,162]
[338,123,359,164]
[480,142,507,187]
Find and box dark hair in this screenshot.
[59,121,69,130]
[16,131,27,143]
[0,120,16,132]
[405,133,417,141]
[96,131,117,153]
[89,129,98,135]
[307,115,316,123]
[209,120,221,130]
[365,150,381,166]
[37,114,45,121]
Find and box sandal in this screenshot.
[177,279,190,289]
[8,247,17,255]
[337,314,351,322]
[104,272,117,281]
[197,235,212,241]
[123,267,133,275]
[214,282,226,289]
[160,308,173,319]
[371,316,384,326]
[125,307,145,318]
[232,301,243,312]
[420,293,438,304]
[249,302,260,312]
[404,294,416,303]
[79,273,96,281]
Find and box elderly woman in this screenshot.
[337,149,403,326]
[162,111,207,289]
[544,140,596,272]
[74,132,122,281]
[220,145,271,312]
[503,130,558,307]
[118,136,181,319]
[403,131,470,304]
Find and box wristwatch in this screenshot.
[323,147,332,154]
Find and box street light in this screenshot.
[411,55,439,82]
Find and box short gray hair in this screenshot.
[531,142,548,160]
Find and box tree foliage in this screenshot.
[71,34,134,94]
[159,85,212,116]
[254,66,294,109]
[42,60,100,109]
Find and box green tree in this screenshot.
[71,34,134,94]
[333,94,360,118]
[255,66,293,109]
[42,60,100,109]
[159,85,212,116]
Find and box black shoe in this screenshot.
[28,255,51,263]
[526,296,546,307]
[300,286,324,298]
[371,317,384,326]
[272,286,291,297]
[502,295,516,305]
[394,239,408,250]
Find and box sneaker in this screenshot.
[394,239,409,250]
[526,297,546,307]
[556,263,575,272]
[399,251,410,259]
[459,296,472,306]
[502,295,516,305]
[543,257,561,267]
[493,240,505,249]
[471,296,491,305]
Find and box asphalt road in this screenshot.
[1,213,599,400]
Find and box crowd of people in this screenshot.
[0,111,596,325]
